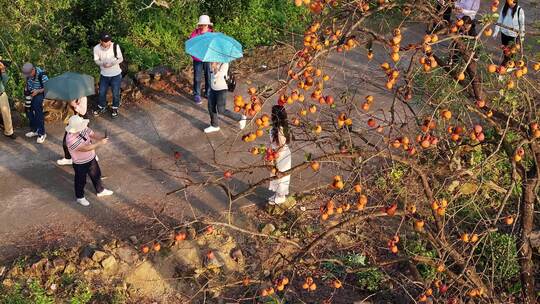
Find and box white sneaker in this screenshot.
[25,131,38,138]
[76,197,90,206]
[239,115,247,130]
[36,134,47,144]
[57,158,72,165]
[97,189,114,197]
[204,126,221,133]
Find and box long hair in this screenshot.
[271,105,291,145]
[502,0,519,19]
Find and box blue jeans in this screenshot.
[28,93,45,135]
[98,74,122,109]
[193,60,210,98]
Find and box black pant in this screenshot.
[62,132,71,159]
[73,158,104,199]
[208,89,242,127]
[501,33,517,66]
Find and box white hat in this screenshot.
[197,15,213,26]
[65,115,89,133]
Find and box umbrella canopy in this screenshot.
[185,32,243,63]
[45,72,95,101]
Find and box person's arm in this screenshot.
[0,67,8,87]
[492,9,504,37]
[93,46,104,67]
[518,8,525,41]
[111,44,124,65]
[76,139,107,152]
[32,73,48,95]
[89,129,105,141]
[459,0,479,17]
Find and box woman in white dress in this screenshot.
[268,105,292,205]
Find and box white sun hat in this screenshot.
[65,115,90,133]
[197,15,213,26]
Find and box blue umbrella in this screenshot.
[45,72,95,101]
[185,32,243,63]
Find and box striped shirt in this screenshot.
[66,128,96,164]
[26,67,48,92]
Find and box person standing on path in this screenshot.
[93,33,123,118]
[0,60,16,139]
[57,96,88,165]
[268,105,292,205]
[492,0,525,66]
[22,63,48,144]
[65,115,113,206]
[454,0,480,35]
[190,15,213,105]
[204,62,246,133]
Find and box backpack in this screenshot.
[38,70,47,88]
[113,42,129,76]
[225,65,236,92]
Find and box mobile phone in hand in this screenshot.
[105,129,109,139]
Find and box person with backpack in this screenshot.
[190,15,213,105]
[57,96,88,165]
[93,33,123,118]
[0,59,16,139]
[204,61,246,133]
[268,105,292,205]
[22,63,48,144]
[65,115,113,206]
[492,0,525,66]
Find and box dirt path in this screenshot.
[0,3,538,262]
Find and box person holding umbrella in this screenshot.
[65,115,113,206]
[185,32,246,133]
[43,71,95,165]
[190,15,213,105]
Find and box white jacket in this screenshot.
[493,6,525,39]
[210,63,229,91]
[93,43,123,77]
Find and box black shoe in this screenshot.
[4,133,16,139]
[111,109,119,118]
[93,107,107,116]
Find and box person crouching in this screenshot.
[65,115,113,206]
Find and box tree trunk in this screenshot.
[519,166,537,303]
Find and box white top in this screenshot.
[93,43,123,77]
[493,7,525,38]
[455,0,480,20]
[210,63,229,91]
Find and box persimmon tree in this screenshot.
[166,0,539,302]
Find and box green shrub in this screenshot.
[0,0,308,99]
[404,237,438,280]
[356,268,385,291]
[476,232,519,284]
